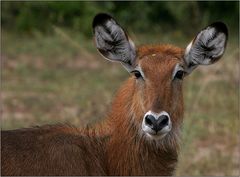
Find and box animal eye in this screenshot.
[131,70,142,79]
[174,70,185,80]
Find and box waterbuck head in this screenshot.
[93,13,228,141]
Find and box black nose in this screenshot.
[145,115,169,132]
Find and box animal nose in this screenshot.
[144,114,169,133]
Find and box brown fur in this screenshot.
[1,44,185,176]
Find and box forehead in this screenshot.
[137,45,184,77]
[137,44,183,59]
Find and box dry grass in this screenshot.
[1,29,239,176]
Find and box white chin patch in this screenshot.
[144,123,172,140]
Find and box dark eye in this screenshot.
[174,70,185,80]
[131,70,142,79]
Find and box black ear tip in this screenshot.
[92,13,113,28]
[210,22,228,36]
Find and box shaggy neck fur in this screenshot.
[103,78,181,176]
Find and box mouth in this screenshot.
[146,132,168,140]
[143,123,172,140]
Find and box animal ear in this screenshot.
[184,22,228,74]
[93,13,137,72]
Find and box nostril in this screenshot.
[145,115,156,129]
[157,115,169,128]
[145,116,153,127]
[160,116,169,126]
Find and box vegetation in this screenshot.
[1,1,239,176]
[2,1,239,37]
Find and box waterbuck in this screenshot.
[1,13,228,176]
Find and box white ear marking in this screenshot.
[129,38,136,51]
[185,41,193,56]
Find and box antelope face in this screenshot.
[135,46,184,139]
[93,13,228,140]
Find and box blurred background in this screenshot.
[1,1,239,176]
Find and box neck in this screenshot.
[104,78,180,176]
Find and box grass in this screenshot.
[1,28,239,176]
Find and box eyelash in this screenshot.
[174,70,185,80]
[131,70,142,79]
